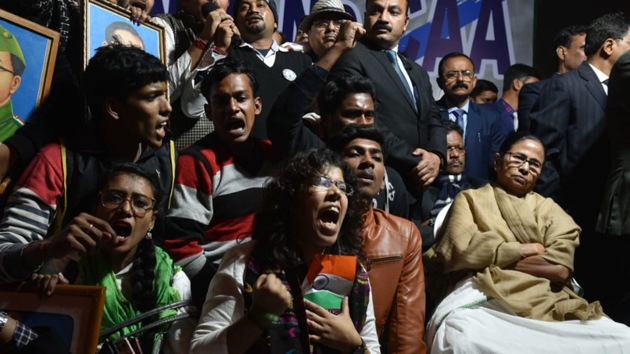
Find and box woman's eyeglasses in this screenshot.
[99,190,155,217]
[311,176,354,195]
[504,152,543,174]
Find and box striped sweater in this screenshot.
[163,134,274,285]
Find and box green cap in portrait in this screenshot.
[0,23,26,69]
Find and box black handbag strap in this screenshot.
[98,300,192,341]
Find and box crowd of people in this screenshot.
[0,0,630,353]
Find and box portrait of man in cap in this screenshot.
[0,23,25,142]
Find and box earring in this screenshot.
[145,230,153,240]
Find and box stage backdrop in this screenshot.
[152,0,534,99]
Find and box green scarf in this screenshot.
[78,246,181,344]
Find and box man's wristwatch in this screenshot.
[0,311,9,332]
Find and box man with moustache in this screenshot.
[302,0,354,61]
[180,0,312,140]
[418,120,487,249]
[435,52,506,180]
[328,124,426,354]
[330,0,446,199]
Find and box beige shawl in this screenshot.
[424,184,603,321]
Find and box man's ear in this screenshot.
[556,46,566,61]
[379,175,386,191]
[8,75,21,95]
[512,78,523,91]
[254,97,262,115]
[105,97,121,120]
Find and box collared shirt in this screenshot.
[589,63,609,95]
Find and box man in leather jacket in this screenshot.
[329,124,426,354]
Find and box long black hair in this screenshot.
[97,163,163,316]
[251,149,369,270]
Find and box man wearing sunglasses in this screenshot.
[0,24,25,143]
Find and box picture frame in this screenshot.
[83,0,166,70]
[0,9,59,141]
[0,283,106,354]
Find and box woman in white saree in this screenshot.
[423,132,630,353]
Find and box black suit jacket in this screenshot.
[597,50,630,235]
[517,79,546,133]
[436,99,506,180]
[330,41,446,180]
[529,61,610,231]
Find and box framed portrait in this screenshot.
[0,9,59,142]
[0,283,106,354]
[83,0,166,69]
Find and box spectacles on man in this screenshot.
[0,65,14,75]
[311,176,354,195]
[447,145,466,153]
[312,19,343,29]
[443,70,475,82]
[504,152,543,174]
[99,190,155,217]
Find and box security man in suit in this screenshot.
[435,52,506,181]
[330,0,446,199]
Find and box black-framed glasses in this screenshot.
[447,145,466,153]
[312,19,343,29]
[0,64,14,75]
[311,176,354,195]
[504,152,543,174]
[99,190,155,217]
[443,70,475,82]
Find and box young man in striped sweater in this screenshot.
[163,57,275,308]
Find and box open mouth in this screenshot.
[156,121,168,138]
[318,206,341,235]
[226,117,246,135]
[112,222,132,238]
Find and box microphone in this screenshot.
[201,1,242,47]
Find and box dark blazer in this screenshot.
[597,50,630,235]
[529,61,610,232]
[330,41,446,180]
[436,99,507,180]
[418,175,487,250]
[517,79,547,133]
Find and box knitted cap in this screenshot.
[303,0,353,29]
[233,0,278,24]
[0,23,25,71]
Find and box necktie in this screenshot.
[385,50,415,103]
[603,79,609,86]
[452,109,466,129]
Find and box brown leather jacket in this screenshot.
[362,207,426,354]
